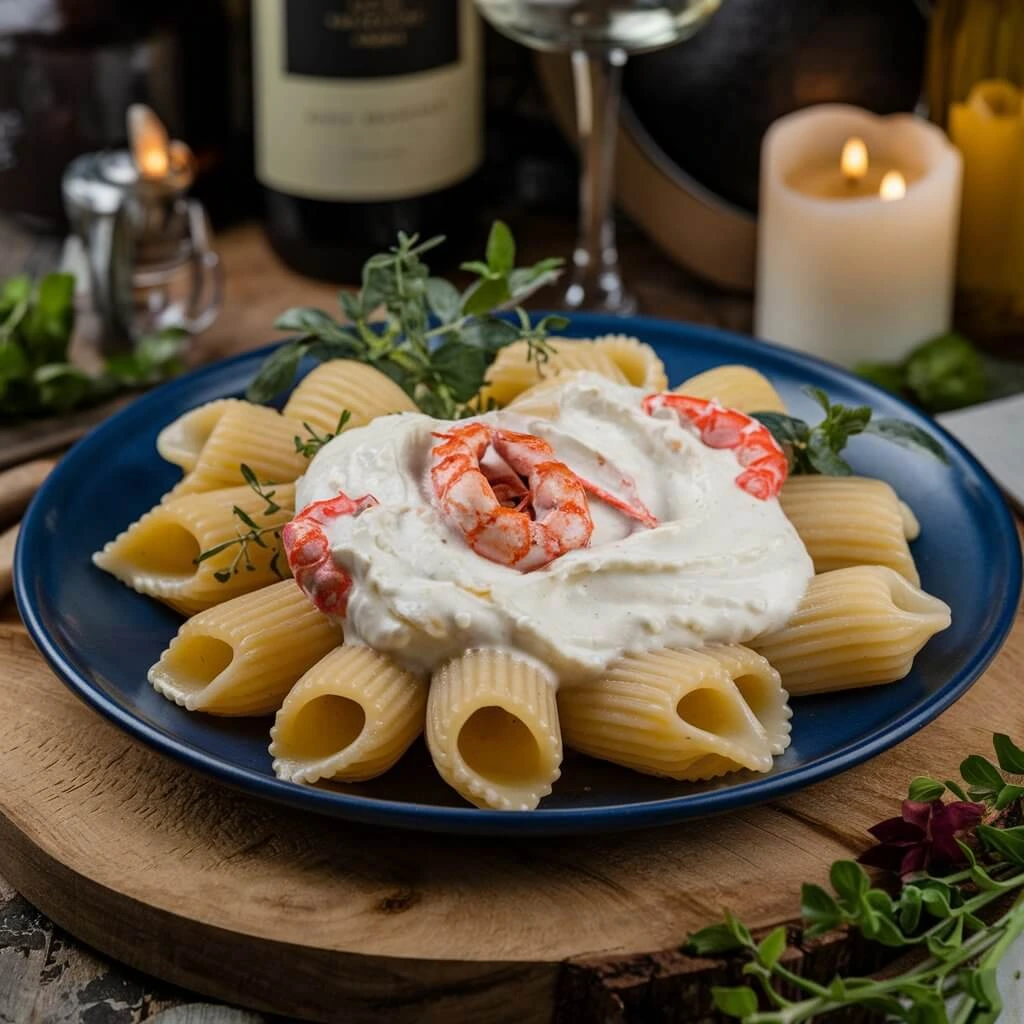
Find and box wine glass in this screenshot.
[474,0,723,314]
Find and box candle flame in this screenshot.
[128,103,170,180]
[879,170,907,202]
[840,137,869,182]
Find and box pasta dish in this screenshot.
[93,337,951,811]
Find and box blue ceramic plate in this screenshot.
[15,314,1022,835]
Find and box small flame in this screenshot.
[840,137,869,182]
[128,103,170,180]
[879,170,907,202]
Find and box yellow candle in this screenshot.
[949,79,1024,296]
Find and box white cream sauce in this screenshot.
[295,374,813,684]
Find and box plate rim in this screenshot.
[14,314,1023,836]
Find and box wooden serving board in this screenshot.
[0,592,1020,1023]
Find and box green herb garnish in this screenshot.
[0,271,189,419]
[857,332,989,413]
[688,732,1024,1022]
[246,222,566,420]
[194,464,294,583]
[754,387,948,476]
[294,409,352,459]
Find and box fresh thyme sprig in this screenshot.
[754,386,949,476]
[294,409,351,459]
[687,732,1024,1022]
[194,464,294,583]
[246,222,567,420]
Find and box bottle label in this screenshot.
[285,0,458,78]
[255,0,481,201]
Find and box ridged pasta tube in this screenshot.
[169,402,308,497]
[780,476,921,584]
[93,483,295,615]
[156,399,240,472]
[270,645,426,784]
[479,338,630,406]
[590,335,668,390]
[426,649,562,810]
[677,365,787,414]
[283,359,417,434]
[558,647,777,780]
[148,580,342,715]
[752,566,951,695]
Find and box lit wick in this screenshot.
[128,104,172,179]
[840,137,869,185]
[879,170,907,202]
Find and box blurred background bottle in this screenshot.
[253,0,484,281]
[0,0,254,234]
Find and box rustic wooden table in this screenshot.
[0,218,757,1023]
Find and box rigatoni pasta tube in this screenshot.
[677,365,787,413]
[169,402,307,497]
[590,335,668,389]
[149,580,342,715]
[780,476,920,584]
[558,647,776,780]
[426,649,562,810]
[270,645,426,784]
[283,359,416,434]
[156,399,240,473]
[752,566,951,695]
[479,338,629,406]
[93,482,295,615]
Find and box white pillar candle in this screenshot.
[756,104,962,367]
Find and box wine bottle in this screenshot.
[253,0,483,282]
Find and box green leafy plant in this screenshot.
[857,332,989,414]
[246,222,566,420]
[194,465,294,583]
[754,387,948,476]
[686,733,1024,1022]
[0,271,189,419]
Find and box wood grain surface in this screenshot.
[0,222,1020,1023]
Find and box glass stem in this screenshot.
[565,46,635,315]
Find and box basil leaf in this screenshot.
[32,362,93,413]
[856,361,907,396]
[21,272,75,365]
[0,274,30,319]
[905,332,988,412]
[711,986,758,1018]
[806,430,854,475]
[425,278,463,324]
[756,927,787,969]
[485,220,515,275]
[246,343,302,402]
[977,824,1024,867]
[830,861,869,910]
[684,923,746,956]
[961,755,1004,793]
[801,883,842,937]
[993,734,1024,775]
[863,418,949,464]
[274,306,352,342]
[461,275,511,318]
[463,316,521,353]
[338,290,363,323]
[430,340,489,402]
[752,411,810,447]
[908,777,946,802]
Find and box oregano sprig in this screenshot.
[754,386,949,476]
[686,732,1024,1022]
[194,464,294,583]
[246,222,566,420]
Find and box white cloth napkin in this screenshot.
[938,394,1024,512]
